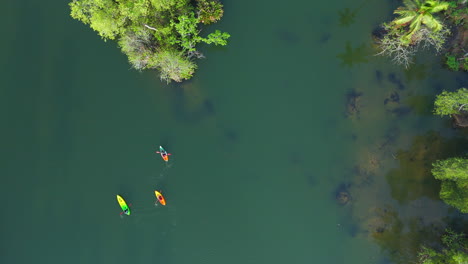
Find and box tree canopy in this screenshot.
[377,0,450,67]
[432,157,468,213]
[418,229,468,264]
[434,88,468,117]
[69,0,230,83]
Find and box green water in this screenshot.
[2,1,468,264]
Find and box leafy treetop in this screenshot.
[70,0,229,83]
[418,229,468,264]
[432,157,468,213]
[434,88,468,117]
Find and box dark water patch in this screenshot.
[343,221,361,237]
[455,73,468,88]
[305,172,318,186]
[378,257,392,264]
[404,63,428,82]
[371,25,386,41]
[375,70,383,84]
[276,30,299,44]
[345,89,363,118]
[384,91,399,105]
[289,151,304,165]
[378,126,399,151]
[169,86,216,123]
[433,83,445,94]
[224,128,239,142]
[318,32,331,44]
[442,214,468,233]
[203,99,215,116]
[388,106,412,117]
[386,131,468,204]
[405,95,433,115]
[387,73,405,90]
[334,182,352,205]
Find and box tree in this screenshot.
[434,88,468,117]
[392,0,449,45]
[196,0,224,24]
[377,0,450,67]
[418,229,468,264]
[432,157,468,213]
[69,0,229,83]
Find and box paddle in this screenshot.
[119,204,132,215]
[156,151,171,155]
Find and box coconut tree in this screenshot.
[391,0,449,45]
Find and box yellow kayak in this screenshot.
[117,195,130,215]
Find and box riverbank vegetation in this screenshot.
[376,0,467,69]
[418,229,468,263]
[69,0,230,83]
[412,88,468,262]
[431,88,468,214]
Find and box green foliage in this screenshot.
[377,0,450,67]
[433,88,468,117]
[171,13,201,52]
[391,0,449,45]
[432,157,468,213]
[202,30,230,46]
[445,1,468,26]
[69,0,229,82]
[196,0,224,25]
[151,49,197,83]
[418,230,468,264]
[446,54,460,71]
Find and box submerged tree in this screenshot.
[70,0,229,83]
[418,229,468,263]
[432,157,468,213]
[376,0,450,67]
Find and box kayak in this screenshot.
[157,146,170,162]
[117,195,131,215]
[154,191,166,206]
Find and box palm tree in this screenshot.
[391,0,449,45]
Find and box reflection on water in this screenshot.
[367,205,444,263]
[387,131,468,204]
[405,95,433,116]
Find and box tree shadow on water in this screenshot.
[168,84,216,123]
[405,95,434,116]
[337,0,373,27]
[386,131,468,204]
[337,41,373,67]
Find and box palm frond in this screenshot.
[394,9,417,16]
[393,15,415,25]
[421,14,443,31]
[406,15,422,39]
[430,2,449,13]
[402,0,419,10]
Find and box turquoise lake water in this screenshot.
[1,0,468,264]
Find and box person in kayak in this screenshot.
[156,146,171,162]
